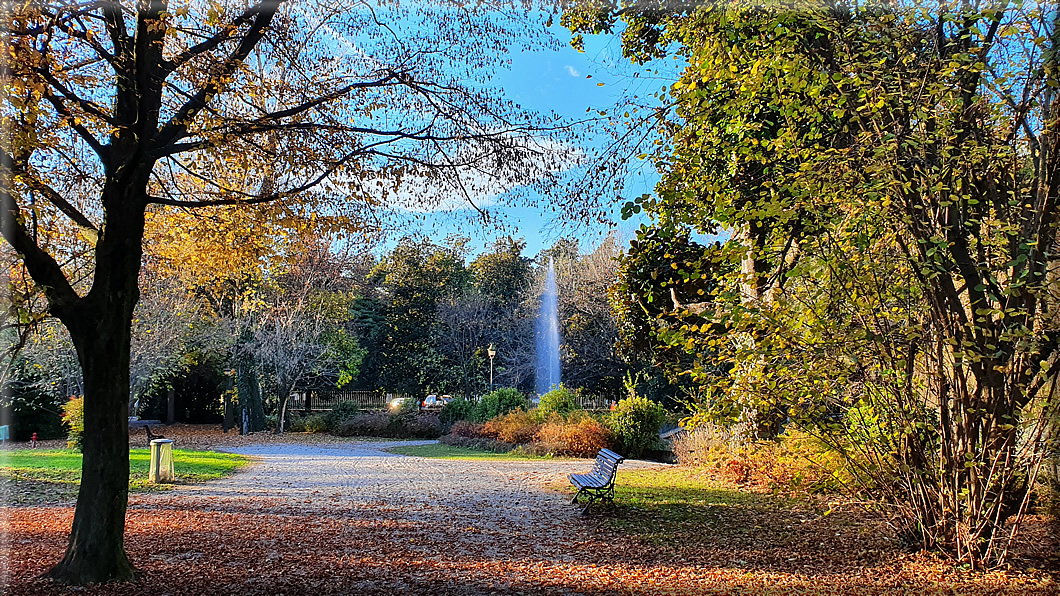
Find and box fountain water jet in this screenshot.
[536,257,561,396]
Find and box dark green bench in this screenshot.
[569,448,624,514]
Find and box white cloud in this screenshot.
[383,136,585,214]
[564,65,580,78]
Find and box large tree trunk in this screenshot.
[46,323,137,583]
[236,356,266,433]
[45,181,146,583]
[223,373,237,433]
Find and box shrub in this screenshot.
[670,424,849,495]
[537,385,581,419]
[449,420,485,438]
[326,400,361,430]
[440,433,516,453]
[402,413,444,438]
[482,409,540,444]
[473,388,527,422]
[287,413,308,433]
[304,414,328,433]
[334,412,390,437]
[561,417,612,457]
[669,420,753,466]
[61,396,84,451]
[608,396,666,458]
[535,415,611,457]
[333,412,444,439]
[440,397,475,424]
[4,380,66,440]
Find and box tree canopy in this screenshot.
[568,0,1060,568]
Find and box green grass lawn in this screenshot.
[601,466,809,546]
[386,443,556,461]
[0,448,248,504]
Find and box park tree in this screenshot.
[366,237,472,394]
[557,235,625,399]
[494,237,626,398]
[145,203,312,433]
[469,236,534,307]
[457,237,534,391]
[127,273,202,415]
[610,227,726,409]
[253,238,364,432]
[611,227,723,366]
[436,290,492,398]
[567,1,1060,567]
[2,0,561,583]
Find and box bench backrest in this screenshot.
[589,448,624,483]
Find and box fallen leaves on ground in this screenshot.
[3,503,1056,595]
[1,425,1057,595]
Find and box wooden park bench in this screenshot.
[569,448,624,514]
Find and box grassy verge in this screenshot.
[386,443,555,461]
[0,448,248,505]
[600,466,807,547]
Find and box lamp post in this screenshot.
[487,343,496,390]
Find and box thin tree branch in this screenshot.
[0,152,81,316]
[153,3,280,150]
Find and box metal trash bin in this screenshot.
[149,438,175,483]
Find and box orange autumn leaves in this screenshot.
[143,201,360,307]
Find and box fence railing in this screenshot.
[575,395,614,411]
[288,390,409,412]
[289,390,614,412]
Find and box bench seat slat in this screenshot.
[570,472,612,489]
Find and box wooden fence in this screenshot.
[288,390,409,412]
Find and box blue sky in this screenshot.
[413,20,682,260]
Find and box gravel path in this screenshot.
[167,441,587,524]
[132,440,666,559]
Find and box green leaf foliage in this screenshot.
[473,388,528,423]
[440,397,476,425]
[608,396,666,459]
[60,396,83,452]
[537,385,582,419]
[569,0,1060,567]
[325,400,361,430]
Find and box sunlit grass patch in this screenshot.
[128,448,248,486]
[0,448,248,503]
[606,466,783,544]
[386,443,556,460]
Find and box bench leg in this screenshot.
[579,490,601,515]
[577,487,619,515]
[570,488,584,505]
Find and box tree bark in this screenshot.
[44,179,147,583]
[223,374,236,433]
[166,389,175,425]
[45,326,137,583]
[236,356,265,433]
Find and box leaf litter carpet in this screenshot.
[1,432,1057,595]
